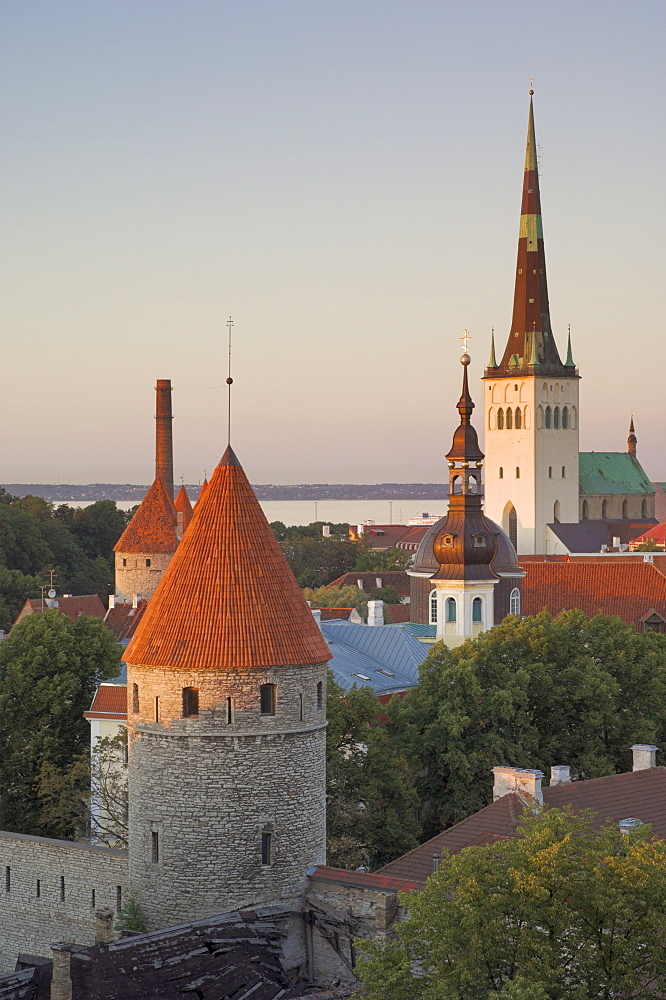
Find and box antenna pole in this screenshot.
[226,316,234,446]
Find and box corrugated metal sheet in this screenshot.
[321,621,427,695]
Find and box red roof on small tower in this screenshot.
[114,477,178,554]
[174,485,194,531]
[126,446,332,670]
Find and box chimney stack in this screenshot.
[94,908,115,945]
[367,600,384,627]
[155,379,174,500]
[631,744,658,771]
[492,766,544,804]
[550,765,570,786]
[311,609,322,629]
[132,594,138,610]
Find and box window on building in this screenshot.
[182,687,199,718]
[91,889,96,909]
[642,499,648,517]
[226,697,233,724]
[122,558,127,567]
[497,408,504,429]
[622,499,628,518]
[317,681,323,711]
[260,683,276,716]
[554,500,561,522]
[261,831,272,866]
[515,467,520,479]
[145,558,151,567]
[132,683,139,714]
[151,831,159,864]
[602,499,608,517]
[446,597,457,623]
[4,867,9,893]
[562,406,569,428]
[299,693,304,721]
[154,697,159,723]
[451,475,462,495]
[515,407,522,429]
[553,406,560,429]
[429,591,438,624]
[545,406,552,428]
[116,886,122,913]
[506,407,513,429]
[60,876,65,902]
[36,880,40,899]
[510,588,521,616]
[508,507,518,549]
[499,467,503,479]
[582,500,589,519]
[472,597,483,623]
[549,466,553,478]
[562,466,566,478]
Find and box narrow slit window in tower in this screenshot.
[260,684,276,716]
[116,886,122,913]
[562,466,566,478]
[4,867,9,893]
[582,501,589,519]
[554,406,560,429]
[132,683,139,714]
[642,499,648,517]
[549,467,553,478]
[261,832,272,866]
[91,889,96,909]
[622,499,628,518]
[317,681,323,711]
[226,697,233,724]
[36,879,40,898]
[497,408,504,429]
[145,558,151,567]
[182,687,199,718]
[515,467,520,479]
[545,406,552,428]
[154,696,159,723]
[60,876,65,901]
[562,406,568,428]
[506,407,513,429]
[299,693,303,721]
[499,467,503,479]
[515,407,522,429]
[151,831,159,864]
[602,499,608,517]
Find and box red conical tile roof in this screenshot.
[126,446,332,669]
[114,477,178,554]
[174,485,194,531]
[197,477,209,505]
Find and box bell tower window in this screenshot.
[514,407,522,429]
[472,597,483,623]
[508,506,518,549]
[497,408,504,429]
[545,406,552,428]
[429,591,438,625]
[506,407,513,429]
[445,598,457,623]
[510,588,521,616]
[553,406,560,429]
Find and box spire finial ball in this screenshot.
[460,353,471,366]
[226,377,233,385]
[529,89,534,96]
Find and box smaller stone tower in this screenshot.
[124,445,331,930]
[174,483,193,532]
[113,477,179,603]
[409,351,524,645]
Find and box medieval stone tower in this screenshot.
[409,351,523,644]
[123,444,331,930]
[483,92,580,555]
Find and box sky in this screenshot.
[1,0,664,486]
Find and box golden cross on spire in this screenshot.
[460,330,471,354]
[529,77,534,95]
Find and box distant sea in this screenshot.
[63,498,446,527]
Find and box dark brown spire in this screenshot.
[628,417,637,457]
[490,94,567,377]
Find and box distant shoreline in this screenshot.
[2,483,448,503]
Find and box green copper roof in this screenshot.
[579,452,656,496]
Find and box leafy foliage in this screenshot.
[356,807,666,999]
[280,535,358,588]
[115,892,146,933]
[353,546,412,572]
[390,610,666,836]
[326,674,420,869]
[0,611,121,836]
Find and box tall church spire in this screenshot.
[491,90,566,376]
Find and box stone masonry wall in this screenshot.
[127,659,328,930]
[0,831,127,974]
[115,551,173,603]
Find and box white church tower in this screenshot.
[483,91,580,555]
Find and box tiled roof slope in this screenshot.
[19,594,106,621]
[547,520,656,554]
[103,601,148,642]
[522,561,666,626]
[326,571,410,599]
[126,446,332,670]
[174,484,193,530]
[84,684,127,720]
[113,477,178,554]
[308,864,423,893]
[379,769,666,884]
[579,452,655,496]
[632,520,666,547]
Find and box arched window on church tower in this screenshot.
[602,499,608,517]
[545,406,552,428]
[506,407,513,429]
[553,500,561,522]
[429,591,438,625]
[514,407,522,429]
[497,408,504,429]
[553,406,560,429]
[445,597,457,623]
[582,500,589,519]
[499,467,504,479]
[642,498,648,517]
[622,499,628,518]
[562,406,569,429]
[510,588,521,616]
[508,506,518,549]
[472,597,483,624]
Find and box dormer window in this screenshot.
[472,533,486,547]
[442,535,454,547]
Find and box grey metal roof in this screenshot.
[321,620,428,695]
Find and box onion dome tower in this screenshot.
[409,351,524,645]
[124,444,331,930]
[174,483,193,532]
[483,90,580,554]
[113,476,179,603]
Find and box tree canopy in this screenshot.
[0,610,121,837]
[357,806,666,999]
[390,610,666,836]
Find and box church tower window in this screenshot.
[622,499,628,518]
[506,407,513,429]
[508,507,518,549]
[602,499,608,517]
[549,467,553,478]
[260,684,276,716]
[545,406,552,428]
[445,598,457,623]
[554,500,561,522]
[514,407,522,429]
[562,406,569,428]
[429,591,438,624]
[642,499,648,517]
[499,467,504,479]
[497,408,504,429]
[317,681,323,711]
[515,467,520,479]
[582,500,589,519]
[472,598,483,623]
[510,588,521,616]
[553,406,560,429]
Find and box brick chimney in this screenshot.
[94,908,115,944]
[631,744,658,771]
[155,379,174,501]
[550,765,570,786]
[492,766,544,804]
[50,944,72,1000]
[367,600,384,626]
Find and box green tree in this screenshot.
[71,500,126,560]
[11,494,54,521]
[0,566,43,631]
[0,503,53,575]
[635,538,660,552]
[281,536,358,588]
[391,610,666,836]
[357,807,666,999]
[326,675,420,869]
[303,584,365,608]
[0,611,121,836]
[368,585,403,605]
[354,546,412,572]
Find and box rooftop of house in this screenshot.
[522,559,666,628]
[547,519,657,554]
[631,520,666,547]
[103,600,148,642]
[113,476,178,554]
[321,619,427,696]
[16,594,106,623]
[325,571,411,599]
[579,452,655,496]
[377,765,666,886]
[83,683,128,721]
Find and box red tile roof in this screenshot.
[386,603,410,623]
[631,520,666,547]
[126,447,332,670]
[326,572,411,599]
[114,477,178,554]
[174,485,194,531]
[103,601,148,642]
[84,684,128,720]
[318,608,355,621]
[308,865,423,894]
[19,594,106,622]
[522,560,666,627]
[379,768,666,884]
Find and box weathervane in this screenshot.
[226,316,234,446]
[529,77,534,95]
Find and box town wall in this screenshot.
[0,831,127,974]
